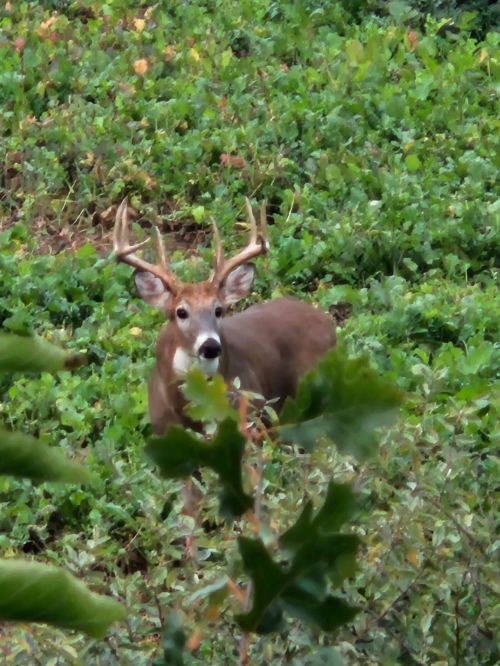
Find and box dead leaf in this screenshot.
[189,47,200,63]
[14,38,26,53]
[133,58,149,75]
[37,16,58,37]
[220,153,247,169]
[407,29,418,50]
[186,629,202,651]
[407,549,419,567]
[133,18,145,32]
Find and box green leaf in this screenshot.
[146,418,253,517]
[236,483,359,634]
[187,577,229,605]
[155,612,187,666]
[0,429,90,484]
[345,39,364,65]
[280,483,357,550]
[405,154,422,172]
[0,334,86,373]
[182,368,234,422]
[235,538,288,633]
[280,348,402,460]
[281,585,358,631]
[0,559,127,638]
[192,205,205,223]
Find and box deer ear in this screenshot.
[220,263,256,305]
[134,271,172,309]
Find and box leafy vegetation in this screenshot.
[0,0,498,664]
[0,334,126,641]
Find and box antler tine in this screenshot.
[211,217,224,273]
[244,196,258,244]
[211,197,268,286]
[112,197,179,291]
[154,225,168,270]
[259,199,269,251]
[114,198,150,255]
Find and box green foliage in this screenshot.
[0,332,125,640]
[147,418,253,518]
[182,368,235,423]
[154,613,187,666]
[147,350,399,644]
[280,348,403,459]
[0,559,127,639]
[237,483,359,634]
[0,0,498,663]
[0,429,89,484]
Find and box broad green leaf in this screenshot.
[192,205,205,223]
[182,368,234,422]
[280,483,357,550]
[281,584,358,631]
[157,612,187,666]
[345,39,364,64]
[280,348,402,460]
[405,154,422,172]
[146,418,253,517]
[187,577,229,605]
[235,537,288,633]
[0,429,90,484]
[0,559,127,638]
[236,483,359,634]
[0,334,86,373]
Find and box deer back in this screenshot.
[220,297,335,411]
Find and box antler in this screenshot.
[211,197,268,285]
[113,198,179,292]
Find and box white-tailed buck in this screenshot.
[113,198,335,434]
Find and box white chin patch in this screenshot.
[196,357,220,377]
[172,347,220,379]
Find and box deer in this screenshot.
[113,197,335,435]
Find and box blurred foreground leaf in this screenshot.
[154,612,187,666]
[146,418,252,517]
[280,348,403,459]
[0,429,90,484]
[236,482,359,634]
[0,560,127,638]
[0,333,86,373]
[182,368,234,422]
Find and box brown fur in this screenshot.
[148,296,335,434]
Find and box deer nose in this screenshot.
[198,338,222,360]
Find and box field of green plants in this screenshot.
[0,1,499,664]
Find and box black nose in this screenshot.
[198,338,222,359]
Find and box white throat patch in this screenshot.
[172,347,192,378]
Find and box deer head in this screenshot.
[113,198,268,376]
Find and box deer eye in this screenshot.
[176,307,189,320]
[214,306,223,318]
